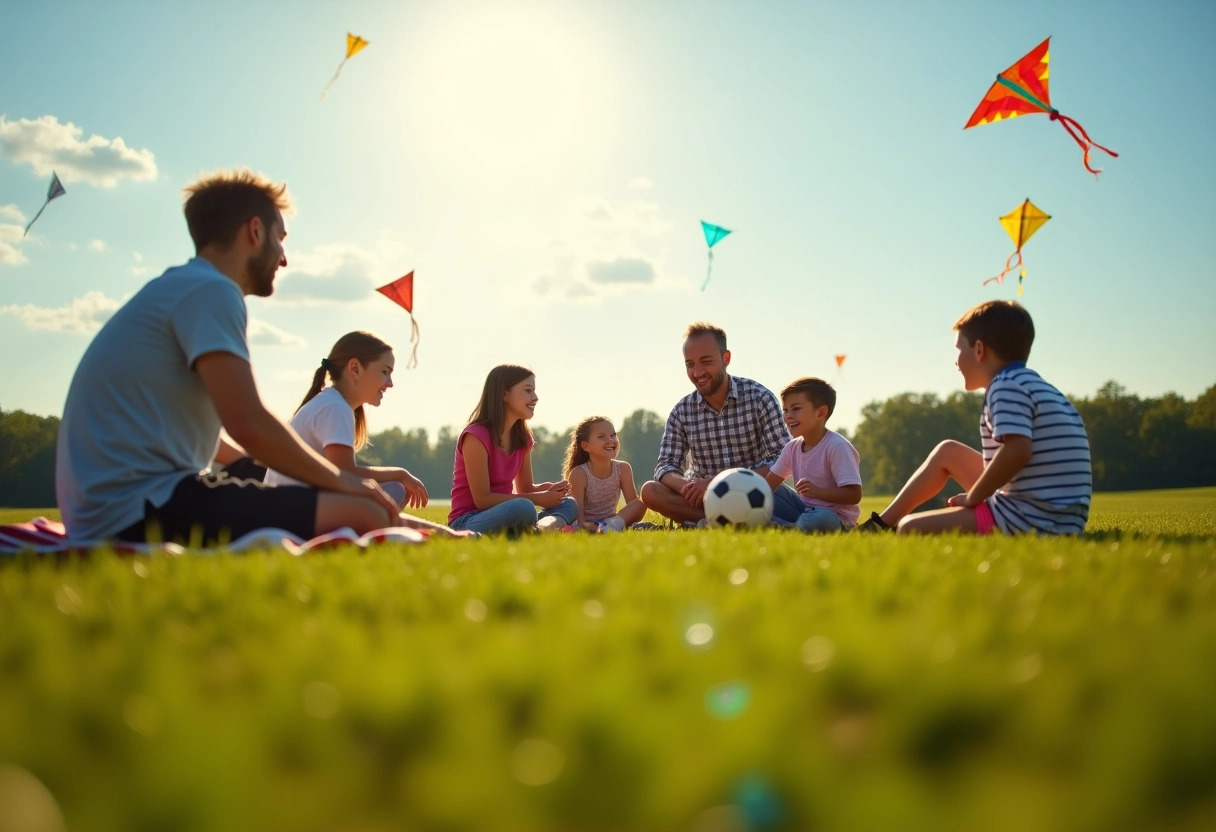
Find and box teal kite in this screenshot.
[700,220,732,291]
[24,172,66,236]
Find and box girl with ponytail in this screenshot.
[267,331,470,536]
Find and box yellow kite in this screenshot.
[321,33,369,100]
[984,198,1050,298]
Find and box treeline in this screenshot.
[850,381,1216,493]
[3,382,1213,508]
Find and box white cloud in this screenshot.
[88,239,107,253]
[0,205,28,265]
[131,250,149,276]
[0,115,157,187]
[531,193,675,298]
[0,290,120,333]
[628,176,654,190]
[275,243,382,303]
[248,318,307,348]
[587,256,656,285]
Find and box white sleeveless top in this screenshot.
[580,461,621,521]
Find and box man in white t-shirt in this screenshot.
[56,169,400,544]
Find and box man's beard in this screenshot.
[247,240,278,297]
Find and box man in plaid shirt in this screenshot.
[639,322,804,525]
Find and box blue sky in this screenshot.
[2,0,1214,446]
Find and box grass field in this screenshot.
[2,489,1214,831]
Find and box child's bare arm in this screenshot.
[620,462,639,503]
[763,471,785,492]
[794,481,862,505]
[953,434,1033,506]
[568,466,593,529]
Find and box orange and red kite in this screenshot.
[965,37,1117,177]
[376,271,420,368]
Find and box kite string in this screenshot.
[22,200,50,236]
[406,314,420,370]
[1050,112,1118,176]
[320,59,347,100]
[701,250,713,292]
[984,250,1022,286]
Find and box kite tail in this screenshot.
[406,313,420,369]
[983,250,1022,287]
[1051,112,1118,177]
[701,250,713,292]
[23,200,50,237]
[320,59,346,100]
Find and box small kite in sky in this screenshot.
[833,354,846,381]
[965,37,1117,177]
[321,32,369,100]
[984,198,1050,298]
[376,271,420,368]
[700,220,732,291]
[23,172,66,236]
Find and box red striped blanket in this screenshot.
[0,517,426,557]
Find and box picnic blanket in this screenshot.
[0,517,426,558]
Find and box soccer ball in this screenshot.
[704,468,773,528]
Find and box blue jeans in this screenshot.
[450,496,578,535]
[770,484,805,526]
[794,506,846,533]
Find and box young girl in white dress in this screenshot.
[562,416,647,532]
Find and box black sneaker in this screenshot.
[856,511,894,533]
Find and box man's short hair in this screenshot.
[781,376,837,419]
[953,300,1035,362]
[182,169,292,252]
[684,321,727,352]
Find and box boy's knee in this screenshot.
[933,439,968,457]
[796,509,841,533]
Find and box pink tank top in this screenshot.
[449,423,533,522]
[580,461,622,522]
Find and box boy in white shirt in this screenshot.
[765,377,862,532]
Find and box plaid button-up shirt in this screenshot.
[654,375,791,481]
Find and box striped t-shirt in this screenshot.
[982,363,1092,535]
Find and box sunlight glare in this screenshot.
[416,7,596,171]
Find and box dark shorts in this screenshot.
[116,471,318,546]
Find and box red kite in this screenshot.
[376,271,420,368]
[965,38,1117,177]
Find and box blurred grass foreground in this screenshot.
[1,488,1215,832]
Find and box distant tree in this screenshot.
[528,425,572,483]
[0,408,59,507]
[850,392,981,495]
[618,409,665,481]
[1138,394,1194,489]
[1073,382,1149,491]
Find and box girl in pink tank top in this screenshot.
[448,365,578,535]
[562,416,648,532]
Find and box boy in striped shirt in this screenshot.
[859,301,1091,535]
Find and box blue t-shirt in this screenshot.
[55,258,250,539]
[982,363,1093,535]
